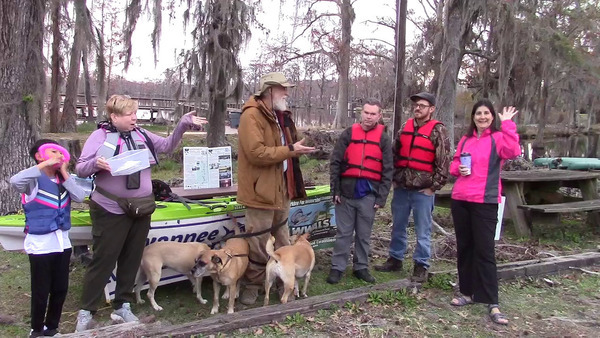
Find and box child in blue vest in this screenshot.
[10,139,86,338]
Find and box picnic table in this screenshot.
[435,170,600,238]
[501,169,600,237]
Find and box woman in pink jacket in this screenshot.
[449,99,520,325]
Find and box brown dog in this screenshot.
[264,232,315,306]
[192,236,249,314]
[135,241,211,311]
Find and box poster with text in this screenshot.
[183,146,232,189]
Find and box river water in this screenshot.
[521,134,600,160]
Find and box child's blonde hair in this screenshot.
[106,94,138,117]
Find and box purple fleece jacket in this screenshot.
[76,114,194,214]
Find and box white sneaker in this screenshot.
[75,309,93,332]
[110,303,139,323]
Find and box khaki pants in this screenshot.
[243,201,290,289]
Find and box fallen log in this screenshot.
[430,251,600,281]
[61,279,418,338]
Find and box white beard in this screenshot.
[273,97,287,111]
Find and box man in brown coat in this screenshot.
[237,72,315,305]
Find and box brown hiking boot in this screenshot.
[374,257,403,272]
[411,264,428,283]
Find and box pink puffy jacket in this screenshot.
[450,120,521,204]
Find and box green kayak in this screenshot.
[533,157,600,170]
[0,185,334,251]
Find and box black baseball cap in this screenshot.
[410,92,436,106]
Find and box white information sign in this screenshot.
[183,146,233,189]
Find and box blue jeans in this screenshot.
[389,187,434,268]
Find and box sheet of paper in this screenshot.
[183,146,232,189]
[495,196,506,240]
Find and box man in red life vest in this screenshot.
[327,98,393,284]
[375,92,450,282]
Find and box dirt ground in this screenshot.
[1,130,598,336]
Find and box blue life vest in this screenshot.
[22,174,71,234]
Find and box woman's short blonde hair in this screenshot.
[106,94,138,117]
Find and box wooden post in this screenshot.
[578,178,600,227]
[503,182,531,237]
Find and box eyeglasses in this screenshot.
[412,103,431,110]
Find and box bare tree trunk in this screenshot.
[532,74,548,160]
[0,0,46,214]
[496,2,518,106]
[428,0,445,95]
[392,0,407,137]
[334,0,354,129]
[95,1,107,123]
[48,0,62,132]
[82,48,94,122]
[207,62,227,147]
[61,0,87,132]
[436,0,482,147]
[96,33,107,122]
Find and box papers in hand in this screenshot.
[107,149,150,176]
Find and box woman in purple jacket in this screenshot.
[74,95,206,332]
[448,99,520,325]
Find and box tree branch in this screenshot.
[291,12,338,45]
[363,19,395,31]
[279,49,325,65]
[407,15,425,34]
[358,37,395,49]
[352,49,394,63]
[463,49,498,61]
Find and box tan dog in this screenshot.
[135,241,211,311]
[264,232,315,306]
[192,237,249,314]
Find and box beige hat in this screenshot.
[254,72,295,96]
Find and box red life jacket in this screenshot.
[395,118,442,173]
[341,123,385,181]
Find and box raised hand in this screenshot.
[38,155,63,170]
[60,160,70,180]
[292,138,316,154]
[185,111,209,128]
[499,106,518,121]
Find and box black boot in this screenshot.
[374,257,403,272]
[353,269,376,283]
[326,269,343,284]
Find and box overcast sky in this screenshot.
[119,0,419,82]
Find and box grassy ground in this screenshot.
[2,129,600,336]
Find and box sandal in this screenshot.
[488,304,509,325]
[450,295,473,307]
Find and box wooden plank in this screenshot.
[517,199,600,213]
[61,279,417,338]
[503,182,531,237]
[430,251,600,281]
[501,169,600,182]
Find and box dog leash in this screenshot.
[224,217,289,240]
[217,251,249,271]
[167,193,228,211]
